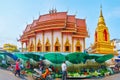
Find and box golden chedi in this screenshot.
[91,8,117,55]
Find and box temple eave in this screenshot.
[61,30,76,33]
[72,35,87,38]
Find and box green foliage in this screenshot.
[67,61,108,73]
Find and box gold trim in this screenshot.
[21,42,23,52]
[64,37,71,52]
[37,39,42,52]
[72,37,74,52]
[26,42,28,52]
[75,39,81,52]
[45,38,50,52]
[29,40,34,52]
[84,38,85,51]
[61,32,63,52]
[42,31,44,52]
[54,37,61,52]
[34,36,36,52]
[52,30,53,51]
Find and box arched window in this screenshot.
[37,39,42,52]
[75,40,81,52]
[54,38,60,52]
[45,38,50,52]
[95,31,97,42]
[64,37,71,52]
[29,41,34,52]
[103,29,107,41]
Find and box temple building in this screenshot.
[90,8,118,55]
[19,9,88,52]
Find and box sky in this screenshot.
[0,0,120,49]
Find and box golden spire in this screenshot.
[98,5,106,25]
[100,5,103,17]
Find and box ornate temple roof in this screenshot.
[20,9,88,41]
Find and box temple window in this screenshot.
[54,37,60,52]
[75,40,81,52]
[37,39,42,52]
[30,46,34,52]
[45,46,50,51]
[64,37,71,52]
[103,29,107,41]
[76,46,80,51]
[45,38,50,52]
[95,31,97,42]
[65,46,70,51]
[37,47,41,51]
[55,46,59,51]
[29,41,34,52]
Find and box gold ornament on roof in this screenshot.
[65,37,70,46]
[55,37,60,46]
[37,39,42,47]
[49,8,57,14]
[75,40,81,52]
[29,40,34,51]
[98,6,106,26]
[45,38,50,46]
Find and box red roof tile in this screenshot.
[76,19,86,27]
[67,15,76,23]
[38,12,67,22]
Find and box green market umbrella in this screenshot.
[44,52,66,64]
[84,54,102,60]
[14,54,29,61]
[95,54,114,63]
[66,52,87,64]
[24,53,44,61]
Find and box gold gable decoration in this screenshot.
[37,39,42,52]
[29,40,34,52]
[54,37,60,52]
[64,37,71,52]
[45,38,50,52]
[75,40,81,52]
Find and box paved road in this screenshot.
[100,73,120,80]
[0,68,29,80]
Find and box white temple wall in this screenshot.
[63,33,72,52]
[28,31,85,52]
[73,38,84,52]
[29,37,35,51]
[44,30,52,51]
[36,32,43,51]
[53,30,62,51]
[36,32,43,44]
[29,37,35,45]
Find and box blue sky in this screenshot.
[0,0,120,49]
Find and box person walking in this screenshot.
[61,61,67,80]
[39,60,44,72]
[15,59,20,77]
